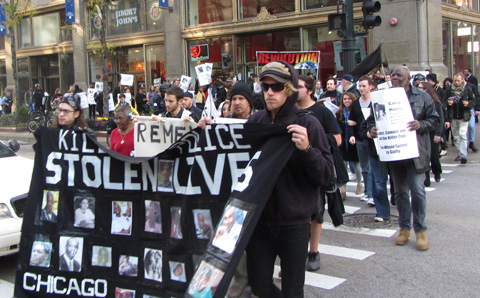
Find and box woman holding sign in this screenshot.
[110,105,135,156]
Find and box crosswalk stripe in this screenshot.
[322,222,397,238]
[318,244,375,260]
[442,163,460,167]
[326,203,360,214]
[273,265,346,290]
[0,280,13,298]
[443,170,452,174]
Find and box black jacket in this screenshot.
[445,83,476,122]
[247,61,334,226]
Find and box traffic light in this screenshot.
[362,0,381,30]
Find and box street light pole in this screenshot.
[342,0,356,73]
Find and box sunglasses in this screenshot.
[262,82,285,92]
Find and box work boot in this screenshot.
[469,142,479,152]
[416,232,430,251]
[395,229,411,246]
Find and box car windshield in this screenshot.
[0,142,16,158]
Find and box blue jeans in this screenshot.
[389,159,427,232]
[468,109,475,142]
[369,156,390,219]
[246,223,310,298]
[356,140,372,197]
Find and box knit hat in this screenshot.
[229,81,253,107]
[426,73,438,84]
[60,93,81,111]
[183,91,193,98]
[341,74,354,83]
[259,61,292,83]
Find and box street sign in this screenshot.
[159,0,169,8]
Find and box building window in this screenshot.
[187,37,234,79]
[302,0,362,10]
[145,44,166,88]
[245,29,300,63]
[146,0,164,31]
[107,0,143,36]
[18,12,60,48]
[187,0,233,26]
[0,35,4,50]
[238,0,295,19]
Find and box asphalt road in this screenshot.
[2,134,480,297]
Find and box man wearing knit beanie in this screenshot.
[229,81,254,119]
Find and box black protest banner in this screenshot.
[14,124,294,298]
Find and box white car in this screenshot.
[0,140,34,256]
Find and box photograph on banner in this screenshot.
[145,200,162,234]
[121,74,134,86]
[144,248,163,282]
[187,260,225,297]
[134,117,198,157]
[371,88,419,162]
[169,261,187,282]
[158,160,174,192]
[111,201,133,235]
[212,204,247,254]
[59,236,83,272]
[115,288,135,298]
[193,209,213,240]
[170,206,183,239]
[180,75,192,92]
[29,241,52,267]
[119,255,138,277]
[95,82,103,92]
[195,63,213,86]
[40,190,59,223]
[73,196,95,229]
[92,246,112,267]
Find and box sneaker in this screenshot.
[367,198,375,206]
[348,173,356,181]
[439,150,447,156]
[306,251,320,271]
[434,174,441,183]
[460,157,467,164]
[455,156,461,161]
[374,217,384,222]
[360,195,369,202]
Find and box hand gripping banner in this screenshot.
[15,123,294,298]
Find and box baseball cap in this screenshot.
[259,61,292,83]
[341,74,354,83]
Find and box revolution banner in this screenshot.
[256,51,320,70]
[14,124,294,298]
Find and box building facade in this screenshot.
[1,0,479,105]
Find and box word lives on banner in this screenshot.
[15,124,294,298]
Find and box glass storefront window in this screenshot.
[146,0,164,31]
[107,0,143,36]
[187,0,233,26]
[239,0,295,19]
[245,29,300,63]
[303,0,362,10]
[452,21,473,74]
[60,53,75,93]
[32,13,60,46]
[187,37,234,80]
[145,44,166,88]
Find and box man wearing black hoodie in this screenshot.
[246,61,333,298]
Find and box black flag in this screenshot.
[348,43,382,81]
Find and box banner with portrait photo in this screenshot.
[15,123,294,298]
[371,87,419,161]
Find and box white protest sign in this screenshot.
[180,75,192,92]
[87,88,96,105]
[108,94,115,112]
[195,63,213,86]
[78,92,89,109]
[95,82,103,92]
[134,117,198,157]
[371,88,419,162]
[125,93,132,104]
[323,100,339,116]
[120,74,134,86]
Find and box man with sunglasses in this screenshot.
[245,61,333,298]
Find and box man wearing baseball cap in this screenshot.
[245,61,333,297]
[340,74,360,100]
